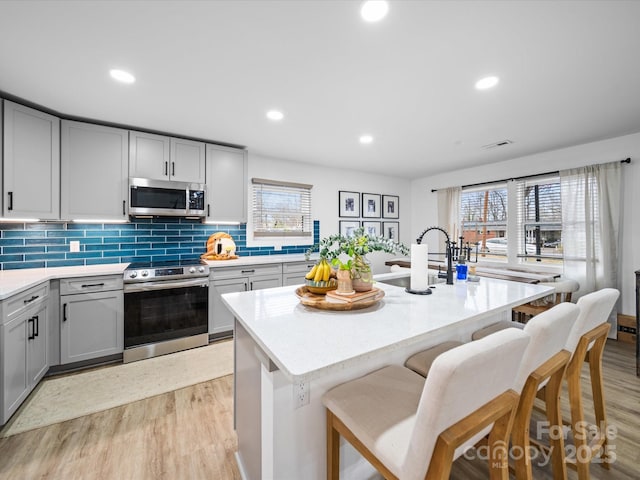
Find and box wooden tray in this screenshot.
[201,254,239,260]
[295,286,384,311]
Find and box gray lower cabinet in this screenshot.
[60,276,124,364]
[1,283,49,425]
[282,260,317,286]
[209,264,282,337]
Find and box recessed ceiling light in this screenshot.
[359,135,374,144]
[109,69,135,84]
[266,110,284,121]
[475,76,499,90]
[360,1,389,22]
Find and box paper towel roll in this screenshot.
[410,243,428,291]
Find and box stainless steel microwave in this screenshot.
[129,178,206,217]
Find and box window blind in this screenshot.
[516,175,562,261]
[252,178,312,237]
[460,184,508,256]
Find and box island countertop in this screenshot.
[221,276,553,382]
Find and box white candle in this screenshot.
[410,243,428,291]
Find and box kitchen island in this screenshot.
[221,276,553,480]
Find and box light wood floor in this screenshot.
[0,341,638,479]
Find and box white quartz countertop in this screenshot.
[221,276,554,382]
[0,263,129,300]
[205,253,318,268]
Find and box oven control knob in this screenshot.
[198,266,205,273]
[189,267,196,274]
[141,270,149,277]
[129,271,138,279]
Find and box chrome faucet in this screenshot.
[416,226,454,285]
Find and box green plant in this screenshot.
[306,227,409,277]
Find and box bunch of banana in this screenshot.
[305,259,334,283]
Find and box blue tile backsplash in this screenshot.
[0,219,320,270]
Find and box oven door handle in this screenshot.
[124,278,209,293]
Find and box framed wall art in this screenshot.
[383,221,399,242]
[339,191,360,218]
[361,193,381,218]
[362,221,382,237]
[339,220,360,237]
[382,195,399,219]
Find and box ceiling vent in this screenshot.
[482,139,514,150]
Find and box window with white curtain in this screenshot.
[460,184,508,261]
[459,175,564,266]
[251,178,312,237]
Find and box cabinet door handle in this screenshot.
[123,200,126,216]
[7,192,13,211]
[241,269,255,274]
[250,281,253,290]
[172,162,175,176]
[207,204,210,217]
[27,317,35,340]
[24,295,39,305]
[244,282,249,292]
[81,283,105,288]
[164,161,168,176]
[63,303,68,322]
[33,315,39,337]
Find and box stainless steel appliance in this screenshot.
[129,177,206,217]
[123,259,210,363]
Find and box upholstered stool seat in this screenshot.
[472,320,524,341]
[323,329,531,480]
[404,341,464,377]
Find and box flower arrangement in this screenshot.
[306,227,410,277]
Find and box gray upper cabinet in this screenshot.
[61,121,129,221]
[3,101,60,219]
[170,137,206,183]
[130,131,205,183]
[206,144,248,223]
[129,131,171,180]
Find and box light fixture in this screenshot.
[0,218,39,222]
[266,110,284,121]
[73,219,129,223]
[359,135,374,144]
[361,1,389,22]
[475,76,499,90]
[109,69,136,84]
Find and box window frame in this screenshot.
[251,178,313,239]
[459,177,563,272]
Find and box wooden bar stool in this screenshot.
[506,303,578,480]
[512,278,579,323]
[474,288,619,479]
[322,329,530,480]
[407,302,579,480]
[546,288,619,480]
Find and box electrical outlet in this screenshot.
[69,240,80,253]
[293,380,310,408]
[274,244,282,251]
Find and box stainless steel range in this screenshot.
[123,259,210,363]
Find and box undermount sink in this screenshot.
[377,274,445,288]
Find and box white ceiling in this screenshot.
[1,0,639,179]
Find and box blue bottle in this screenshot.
[456,256,468,280]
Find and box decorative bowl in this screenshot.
[305,278,338,294]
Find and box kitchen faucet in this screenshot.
[415,226,454,285]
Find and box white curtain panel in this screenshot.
[437,186,461,252]
[560,162,621,335]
